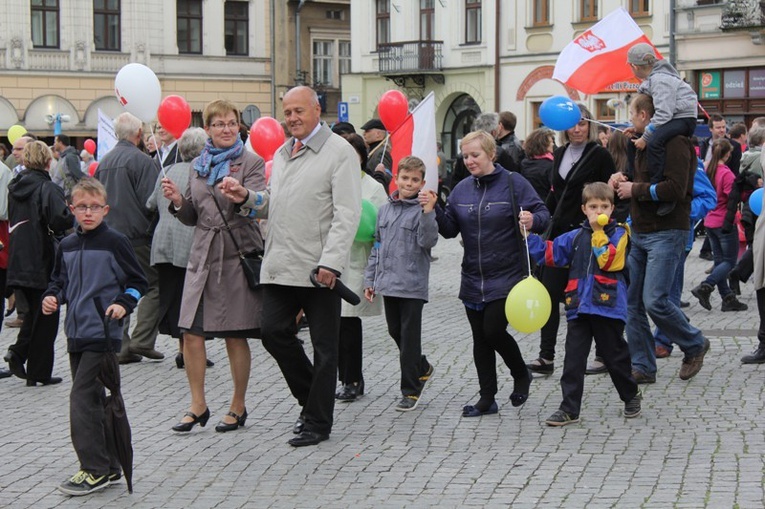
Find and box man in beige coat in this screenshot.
[222,86,361,446]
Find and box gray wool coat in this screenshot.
[173,150,265,334]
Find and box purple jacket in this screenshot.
[436,165,549,303]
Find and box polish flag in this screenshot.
[552,7,660,94]
[389,92,438,193]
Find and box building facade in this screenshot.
[0,0,272,143]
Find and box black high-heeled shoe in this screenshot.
[172,407,210,432]
[175,353,215,370]
[335,380,365,402]
[215,408,247,432]
[26,376,62,387]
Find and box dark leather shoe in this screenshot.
[631,370,656,384]
[335,381,364,402]
[293,416,305,435]
[288,430,329,447]
[4,350,26,379]
[26,376,62,386]
[172,408,210,432]
[118,353,142,365]
[129,348,165,360]
[0,368,11,379]
[742,345,765,364]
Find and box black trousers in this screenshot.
[383,296,430,397]
[559,315,638,417]
[261,284,340,436]
[69,351,120,476]
[465,299,527,399]
[733,247,754,283]
[8,287,59,381]
[338,317,363,385]
[757,288,765,346]
[156,263,186,339]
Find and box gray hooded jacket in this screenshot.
[638,59,698,140]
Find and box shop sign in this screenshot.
[700,71,720,99]
[750,69,765,98]
[724,70,746,98]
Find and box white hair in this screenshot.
[113,112,143,141]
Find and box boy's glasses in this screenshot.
[73,205,105,213]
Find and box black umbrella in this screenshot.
[98,315,134,494]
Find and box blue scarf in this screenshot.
[193,138,244,185]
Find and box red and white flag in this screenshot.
[390,92,438,193]
[553,7,660,94]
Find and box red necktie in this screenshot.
[291,140,303,157]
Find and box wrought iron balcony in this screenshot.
[377,40,443,74]
[721,0,765,30]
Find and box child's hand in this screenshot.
[218,176,249,203]
[106,304,127,320]
[364,288,375,303]
[41,296,58,315]
[418,190,438,213]
[633,137,646,151]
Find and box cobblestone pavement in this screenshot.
[1,236,763,508]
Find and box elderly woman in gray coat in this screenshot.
[146,127,214,369]
[162,100,266,433]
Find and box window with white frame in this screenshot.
[312,38,351,88]
[465,0,481,44]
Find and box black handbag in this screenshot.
[210,189,262,290]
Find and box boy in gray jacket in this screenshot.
[364,156,438,412]
[628,42,698,216]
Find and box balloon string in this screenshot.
[520,207,532,278]
[584,118,627,133]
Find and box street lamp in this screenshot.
[44,113,71,136]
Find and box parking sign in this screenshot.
[338,102,349,122]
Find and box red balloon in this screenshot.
[378,90,409,132]
[264,160,273,183]
[250,117,285,162]
[157,95,192,140]
[83,139,96,155]
[88,161,99,177]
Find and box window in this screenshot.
[94,0,120,51]
[339,41,351,76]
[177,0,202,54]
[313,40,334,87]
[533,0,550,26]
[421,0,435,40]
[465,0,481,44]
[31,0,59,48]
[595,99,616,121]
[580,0,598,22]
[225,1,248,56]
[629,0,649,17]
[326,10,344,20]
[376,0,390,48]
[311,39,350,88]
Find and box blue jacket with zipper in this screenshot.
[435,165,549,304]
[44,222,148,353]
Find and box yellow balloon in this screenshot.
[505,276,552,334]
[597,214,609,226]
[8,125,27,145]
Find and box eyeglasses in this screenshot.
[210,121,239,131]
[73,205,105,213]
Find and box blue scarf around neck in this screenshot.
[194,138,244,185]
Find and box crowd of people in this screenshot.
[1,46,764,495]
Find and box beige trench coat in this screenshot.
[174,150,265,334]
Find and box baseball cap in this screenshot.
[627,43,657,66]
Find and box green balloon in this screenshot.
[355,199,377,242]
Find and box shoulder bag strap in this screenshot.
[208,187,245,258]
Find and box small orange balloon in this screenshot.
[597,214,608,226]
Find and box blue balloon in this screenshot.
[539,96,582,131]
[750,188,763,216]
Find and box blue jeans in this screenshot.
[653,249,689,352]
[627,230,707,376]
[704,227,739,299]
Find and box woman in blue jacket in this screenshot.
[435,131,550,416]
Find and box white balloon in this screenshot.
[114,63,161,122]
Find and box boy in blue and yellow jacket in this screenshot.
[524,182,640,427]
[42,179,147,496]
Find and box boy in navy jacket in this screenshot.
[524,182,640,426]
[43,179,147,496]
[364,156,438,412]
